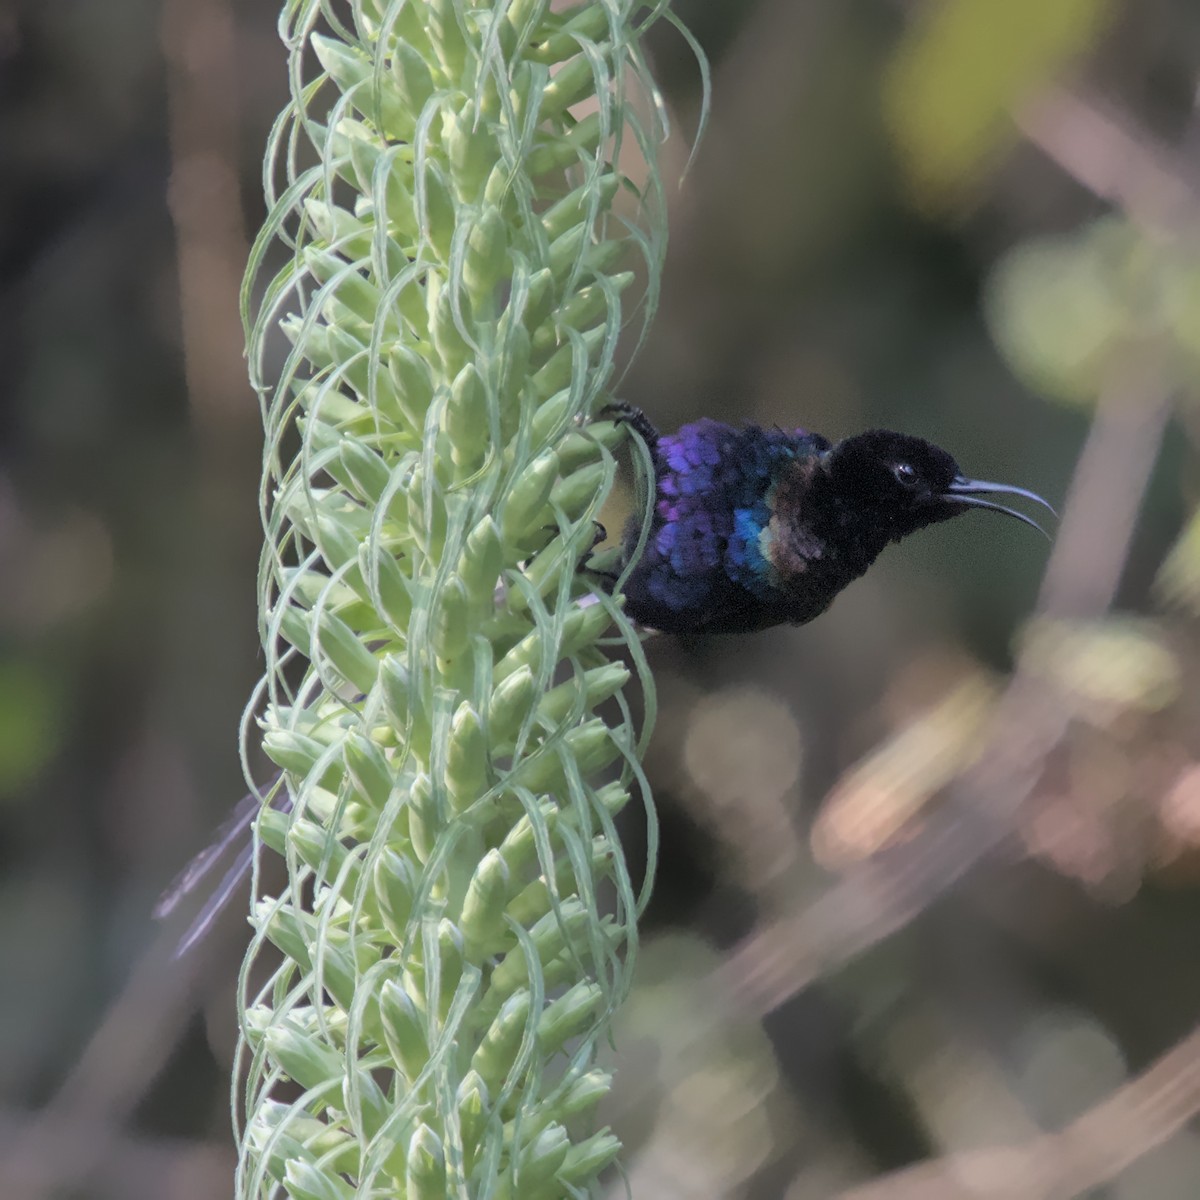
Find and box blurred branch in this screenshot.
[0,926,239,1200]
[161,0,251,440]
[832,1017,1200,1200]
[1036,356,1172,618]
[0,1108,233,1200]
[1016,87,1200,230]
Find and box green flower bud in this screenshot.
[303,198,372,259]
[419,165,457,263]
[407,772,441,863]
[456,1069,490,1166]
[284,1159,356,1200]
[313,35,409,140]
[495,799,559,879]
[264,1018,343,1094]
[456,515,504,613]
[250,1108,310,1184]
[546,224,587,288]
[460,849,512,957]
[316,941,360,1014]
[426,0,467,78]
[382,0,434,53]
[379,654,417,732]
[312,608,379,695]
[488,666,538,744]
[311,34,369,98]
[445,701,488,811]
[540,173,619,241]
[501,451,559,544]
[549,461,609,522]
[542,55,600,121]
[445,363,490,470]
[262,730,340,791]
[380,160,419,244]
[559,1131,622,1185]
[256,806,288,855]
[367,549,415,633]
[312,509,366,581]
[342,730,394,810]
[528,387,574,445]
[537,662,630,727]
[433,918,466,1017]
[429,275,472,374]
[257,902,313,971]
[471,989,532,1091]
[529,325,606,400]
[517,1122,571,1187]
[506,838,615,928]
[335,119,386,201]
[493,599,613,684]
[505,537,575,615]
[304,247,384,331]
[511,720,618,793]
[336,437,390,504]
[406,1124,447,1200]
[380,977,429,1081]
[405,917,466,1007]
[432,576,471,663]
[405,469,448,558]
[497,322,532,420]
[373,847,418,943]
[553,1068,612,1119]
[527,111,602,177]
[594,780,630,815]
[464,205,509,302]
[447,105,498,201]
[487,899,589,1001]
[529,5,611,65]
[290,817,348,882]
[505,0,552,46]
[390,41,436,124]
[538,981,604,1055]
[556,416,627,473]
[553,274,632,340]
[520,266,557,334]
[482,159,514,212]
[387,345,435,427]
[345,1066,390,1141]
[585,237,624,275]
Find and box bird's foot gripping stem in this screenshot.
[597,402,661,455]
[578,520,622,590]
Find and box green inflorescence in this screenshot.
[233,2,703,1197]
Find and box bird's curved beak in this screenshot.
[944,476,1057,540]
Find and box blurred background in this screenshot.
[3,1,1200,1197]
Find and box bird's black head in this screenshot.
[823,429,1054,543]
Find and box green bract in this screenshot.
[235,2,701,1197]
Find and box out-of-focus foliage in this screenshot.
[884,0,1115,209]
[987,217,1200,406]
[1157,509,1200,613]
[1019,616,1182,715]
[601,936,791,1198]
[811,671,997,868]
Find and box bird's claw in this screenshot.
[597,402,660,451]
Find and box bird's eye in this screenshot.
[892,462,918,488]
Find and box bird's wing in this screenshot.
[153,788,262,919]
[154,774,290,957]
